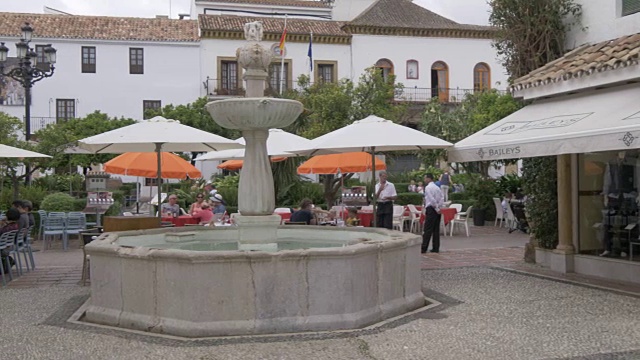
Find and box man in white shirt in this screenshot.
[422,173,444,253]
[374,171,397,229]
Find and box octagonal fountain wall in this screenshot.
[84,226,425,337]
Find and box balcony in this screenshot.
[394,87,509,103]
[204,78,246,99]
[28,116,57,134]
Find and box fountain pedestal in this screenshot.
[205,21,303,239]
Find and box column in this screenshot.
[555,154,575,254]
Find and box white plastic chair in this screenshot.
[449,203,463,213]
[361,205,373,211]
[392,205,406,231]
[450,206,473,237]
[505,201,517,231]
[274,207,292,213]
[493,198,505,227]
[406,204,421,233]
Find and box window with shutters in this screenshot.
[622,0,640,16]
[56,99,76,121]
[143,100,161,119]
[129,48,144,74]
[473,63,491,92]
[82,46,96,73]
[314,61,337,84]
[35,45,50,71]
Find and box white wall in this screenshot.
[566,0,640,48]
[351,35,509,91]
[200,38,352,91]
[0,37,200,122]
[332,0,377,21]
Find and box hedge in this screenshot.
[395,192,423,205]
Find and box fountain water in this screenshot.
[82,22,425,337]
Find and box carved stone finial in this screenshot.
[244,21,263,42]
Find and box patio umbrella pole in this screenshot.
[371,147,377,228]
[156,143,163,219]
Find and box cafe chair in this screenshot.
[392,205,406,231]
[493,198,505,227]
[450,206,473,237]
[43,216,67,251]
[406,204,422,233]
[0,230,18,286]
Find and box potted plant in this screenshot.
[466,177,496,226]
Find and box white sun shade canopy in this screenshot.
[77,116,243,154]
[290,115,452,155]
[0,144,51,158]
[195,129,311,161]
[450,84,640,162]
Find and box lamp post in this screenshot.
[0,23,57,184]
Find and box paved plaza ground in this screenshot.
[1,225,639,359]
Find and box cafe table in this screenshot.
[161,215,200,227]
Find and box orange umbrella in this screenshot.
[297,152,386,174]
[218,157,287,171]
[104,152,202,179]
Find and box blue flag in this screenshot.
[307,32,313,73]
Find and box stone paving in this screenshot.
[2,226,640,359]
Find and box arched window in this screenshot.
[474,63,491,92]
[431,61,449,102]
[406,60,419,79]
[375,59,394,82]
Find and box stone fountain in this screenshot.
[81,22,425,338]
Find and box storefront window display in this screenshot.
[578,150,640,261]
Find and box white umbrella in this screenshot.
[195,129,311,161]
[77,116,243,217]
[0,144,51,158]
[290,115,452,226]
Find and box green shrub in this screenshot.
[448,192,469,201]
[19,186,48,210]
[466,177,498,220]
[395,183,411,193]
[73,198,88,211]
[522,156,558,249]
[395,192,423,205]
[41,192,78,212]
[33,174,85,193]
[456,200,475,213]
[217,186,238,207]
[496,173,522,195]
[105,201,122,216]
[226,206,238,214]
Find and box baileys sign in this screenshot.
[477,146,521,159]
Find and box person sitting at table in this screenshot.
[408,180,417,193]
[189,193,206,215]
[210,193,226,214]
[22,200,35,227]
[161,194,180,217]
[193,202,214,224]
[416,181,424,194]
[290,198,317,225]
[345,207,360,226]
[1,208,20,272]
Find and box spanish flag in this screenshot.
[278,20,287,53]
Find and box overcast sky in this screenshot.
[0,0,491,25]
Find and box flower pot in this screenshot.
[473,208,485,226]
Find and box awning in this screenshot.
[449,84,640,162]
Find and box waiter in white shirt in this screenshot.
[422,173,444,253]
[374,171,397,229]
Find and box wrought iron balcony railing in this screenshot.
[28,116,57,134]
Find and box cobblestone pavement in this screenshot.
[1,267,639,359]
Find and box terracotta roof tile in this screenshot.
[512,32,640,90]
[199,14,348,37]
[347,0,493,32]
[0,12,199,42]
[195,0,330,8]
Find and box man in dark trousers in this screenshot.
[422,173,444,253]
[375,171,397,229]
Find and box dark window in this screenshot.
[82,46,96,73]
[473,63,491,92]
[318,64,334,83]
[35,45,50,71]
[375,59,394,82]
[144,178,163,186]
[143,100,162,119]
[56,99,75,121]
[622,0,640,16]
[269,63,289,92]
[221,61,238,91]
[129,48,144,74]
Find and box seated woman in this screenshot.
[1,208,20,271]
[193,202,214,224]
[290,199,317,225]
[345,207,360,226]
[189,193,206,215]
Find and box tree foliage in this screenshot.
[420,90,522,175]
[490,0,582,79]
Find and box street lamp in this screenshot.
[0,22,57,142]
[0,22,57,184]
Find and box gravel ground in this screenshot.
[1,267,638,360]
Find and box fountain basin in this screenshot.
[206,98,304,130]
[84,226,425,337]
